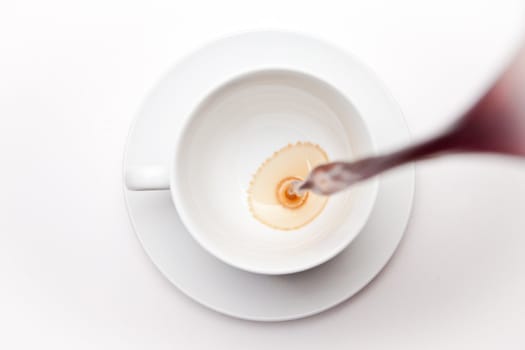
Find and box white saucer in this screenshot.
[123,32,415,321]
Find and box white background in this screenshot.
[1,0,525,349]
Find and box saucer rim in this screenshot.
[122,30,415,321]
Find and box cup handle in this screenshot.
[125,165,170,191]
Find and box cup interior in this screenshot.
[173,70,377,274]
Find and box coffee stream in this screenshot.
[248,142,329,230]
[297,44,525,196]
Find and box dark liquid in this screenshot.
[301,45,525,196]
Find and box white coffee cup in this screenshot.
[125,33,379,275]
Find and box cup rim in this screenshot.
[171,72,378,275]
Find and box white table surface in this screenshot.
[1,1,525,349]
